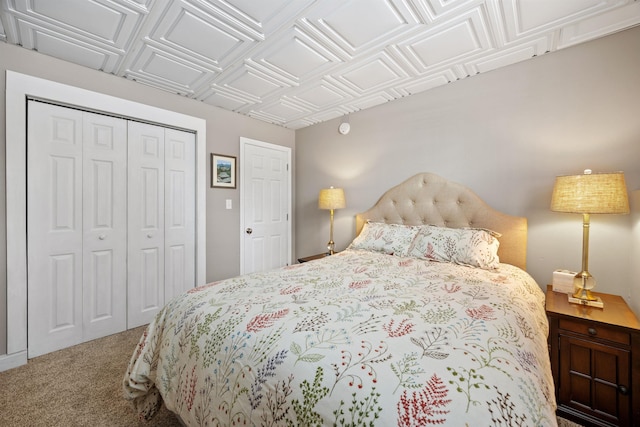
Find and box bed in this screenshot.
[123,172,557,426]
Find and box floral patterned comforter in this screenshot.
[123,249,557,426]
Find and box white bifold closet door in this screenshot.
[127,122,195,328]
[27,101,195,358]
[27,102,128,357]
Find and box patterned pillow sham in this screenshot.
[406,225,500,269]
[348,222,420,256]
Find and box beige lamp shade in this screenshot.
[551,171,629,214]
[318,187,346,210]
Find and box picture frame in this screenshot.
[211,153,236,188]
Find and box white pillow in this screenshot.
[406,225,500,269]
[348,222,420,256]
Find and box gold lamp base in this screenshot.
[327,240,335,255]
[568,274,603,308]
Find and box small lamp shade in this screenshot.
[551,171,629,214]
[318,187,346,210]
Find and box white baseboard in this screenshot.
[0,351,27,372]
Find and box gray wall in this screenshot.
[295,26,640,315]
[0,42,295,355]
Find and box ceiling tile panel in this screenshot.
[348,92,396,111]
[28,28,114,70]
[28,0,125,41]
[161,10,242,64]
[499,0,629,41]
[300,0,421,57]
[284,118,317,128]
[288,81,352,110]
[300,108,351,127]
[8,0,146,49]
[10,18,121,71]
[200,84,257,110]
[148,1,256,70]
[248,100,310,126]
[125,45,212,95]
[398,73,453,95]
[258,100,308,120]
[1,0,637,129]
[322,0,407,48]
[255,27,339,82]
[200,92,247,111]
[397,7,493,72]
[558,1,640,48]
[118,74,191,95]
[139,51,203,86]
[415,20,484,65]
[335,52,409,93]
[221,66,286,100]
[515,0,604,32]
[211,0,315,37]
[413,0,484,22]
[465,36,551,74]
[225,0,294,23]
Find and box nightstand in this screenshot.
[546,285,640,426]
[297,252,330,263]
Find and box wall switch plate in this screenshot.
[226,199,232,209]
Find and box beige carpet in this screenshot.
[0,327,583,426]
[0,326,179,426]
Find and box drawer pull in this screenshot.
[619,385,629,395]
[588,327,597,336]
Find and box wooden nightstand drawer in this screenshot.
[559,318,630,345]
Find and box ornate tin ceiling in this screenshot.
[1,0,639,129]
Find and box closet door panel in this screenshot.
[26,101,199,355]
[27,102,84,358]
[165,129,196,300]
[128,121,165,328]
[82,112,127,340]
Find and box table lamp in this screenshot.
[318,186,346,254]
[551,169,629,307]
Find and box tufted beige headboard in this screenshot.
[355,173,528,270]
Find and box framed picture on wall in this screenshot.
[211,153,236,188]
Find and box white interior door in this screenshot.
[240,138,291,274]
[27,102,84,357]
[127,121,165,328]
[82,111,127,341]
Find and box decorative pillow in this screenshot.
[348,222,420,256]
[406,225,500,269]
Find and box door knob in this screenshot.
[98,234,106,240]
[147,233,153,238]
[245,228,253,235]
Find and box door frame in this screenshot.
[239,137,292,275]
[3,71,207,370]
